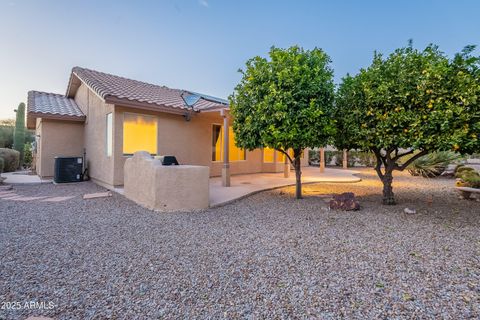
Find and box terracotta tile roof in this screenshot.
[70,67,228,112]
[26,91,85,129]
[27,91,85,118]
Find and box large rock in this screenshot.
[329,192,360,211]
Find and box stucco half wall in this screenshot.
[35,118,85,178]
[124,151,210,211]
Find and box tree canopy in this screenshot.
[230,46,336,198]
[334,43,480,204]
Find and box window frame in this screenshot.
[106,113,113,157]
[212,123,223,162]
[211,123,247,162]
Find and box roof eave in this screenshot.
[105,95,195,116]
[26,112,86,129]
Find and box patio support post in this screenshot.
[319,148,325,173]
[343,149,348,169]
[221,110,230,187]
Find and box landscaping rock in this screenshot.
[1,171,480,319]
[329,192,360,210]
[404,207,417,214]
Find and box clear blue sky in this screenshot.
[0,0,479,119]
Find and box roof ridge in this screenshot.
[28,90,66,97]
[69,66,229,112]
[72,66,179,91]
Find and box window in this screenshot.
[106,113,113,157]
[212,125,246,161]
[123,113,157,155]
[263,147,275,163]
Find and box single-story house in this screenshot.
[27,67,308,188]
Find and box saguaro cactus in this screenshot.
[13,102,26,168]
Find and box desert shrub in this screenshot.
[455,164,466,174]
[24,143,32,167]
[455,166,475,178]
[0,148,20,172]
[455,165,476,178]
[464,174,480,188]
[457,169,479,180]
[458,170,480,188]
[408,151,460,178]
[0,125,14,148]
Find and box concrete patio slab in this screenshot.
[209,167,361,207]
[2,171,52,184]
[110,166,361,209]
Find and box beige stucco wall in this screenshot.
[35,118,84,178]
[124,151,209,211]
[112,106,268,186]
[74,83,116,187]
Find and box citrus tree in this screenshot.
[229,46,336,199]
[334,44,480,205]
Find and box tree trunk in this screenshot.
[294,157,302,199]
[381,170,395,205]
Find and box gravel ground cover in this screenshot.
[0,169,479,319]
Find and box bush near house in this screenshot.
[0,148,20,172]
[0,119,34,149]
[24,143,33,168]
[0,119,15,148]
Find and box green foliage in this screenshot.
[0,157,4,174]
[408,151,460,177]
[455,166,475,177]
[24,143,32,167]
[463,175,480,188]
[0,119,15,148]
[0,118,33,149]
[457,169,480,188]
[334,43,480,204]
[0,148,20,172]
[13,103,26,167]
[230,46,335,154]
[230,46,336,198]
[336,44,479,155]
